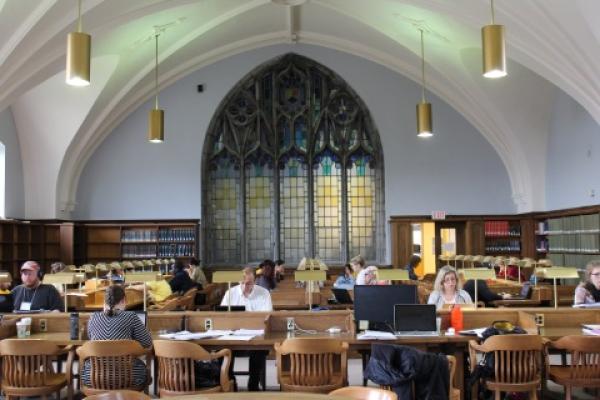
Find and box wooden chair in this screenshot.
[547,335,600,400]
[153,340,233,396]
[330,386,397,400]
[274,337,348,393]
[179,287,198,310]
[469,335,545,400]
[84,390,151,400]
[76,340,151,396]
[0,339,74,400]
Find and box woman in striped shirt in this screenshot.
[83,285,152,388]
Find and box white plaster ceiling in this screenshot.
[1,0,598,218]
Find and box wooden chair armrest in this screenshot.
[58,345,75,355]
[65,346,75,382]
[468,340,482,373]
[214,348,232,392]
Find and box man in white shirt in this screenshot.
[220,267,273,311]
[219,267,272,390]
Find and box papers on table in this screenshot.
[573,302,600,309]
[357,330,396,340]
[459,328,488,338]
[159,329,265,341]
[582,324,600,335]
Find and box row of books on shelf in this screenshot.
[158,228,195,242]
[484,221,520,237]
[122,244,157,258]
[158,244,194,257]
[484,239,521,252]
[120,228,196,243]
[122,230,157,242]
[548,234,600,253]
[546,214,600,234]
[547,253,598,270]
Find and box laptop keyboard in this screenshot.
[394,331,439,337]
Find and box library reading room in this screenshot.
[1,1,600,399]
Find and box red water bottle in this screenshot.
[450,305,464,331]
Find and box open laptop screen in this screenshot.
[393,304,436,332]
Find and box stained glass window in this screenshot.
[202,54,384,265]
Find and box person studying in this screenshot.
[11,261,62,312]
[574,260,600,306]
[427,265,473,310]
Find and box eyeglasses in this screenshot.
[591,273,600,277]
[443,277,457,283]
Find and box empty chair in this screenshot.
[275,338,348,393]
[0,339,74,400]
[330,386,397,400]
[469,335,545,400]
[547,335,600,400]
[153,340,233,396]
[76,340,151,395]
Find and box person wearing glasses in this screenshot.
[427,265,472,310]
[574,260,600,305]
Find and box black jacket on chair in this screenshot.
[364,343,449,400]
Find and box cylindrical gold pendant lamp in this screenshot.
[416,102,432,138]
[482,0,506,78]
[66,0,91,86]
[148,32,164,143]
[416,29,433,138]
[148,109,164,143]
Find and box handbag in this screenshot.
[194,358,223,388]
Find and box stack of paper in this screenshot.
[158,330,233,340]
[357,330,396,340]
[582,324,600,335]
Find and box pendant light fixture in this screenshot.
[482,0,506,78]
[66,0,91,86]
[416,29,432,138]
[148,31,164,143]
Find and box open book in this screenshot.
[357,330,396,340]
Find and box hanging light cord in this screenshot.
[490,0,495,24]
[420,29,426,103]
[154,33,159,110]
[77,0,82,32]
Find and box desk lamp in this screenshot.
[460,268,496,309]
[538,267,579,308]
[295,270,326,310]
[376,268,410,282]
[44,273,77,312]
[212,271,244,312]
[125,272,161,311]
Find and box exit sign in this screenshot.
[431,211,446,220]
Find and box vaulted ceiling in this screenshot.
[1,0,599,218]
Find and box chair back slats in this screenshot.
[494,350,539,384]
[3,354,50,387]
[571,351,600,381]
[290,353,334,386]
[158,358,195,392]
[89,355,134,390]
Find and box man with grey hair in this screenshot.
[11,260,62,312]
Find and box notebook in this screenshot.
[331,288,353,304]
[393,304,438,336]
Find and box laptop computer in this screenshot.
[331,288,353,304]
[507,282,532,300]
[135,311,147,327]
[393,304,438,336]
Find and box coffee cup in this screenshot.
[16,321,27,338]
[21,317,32,336]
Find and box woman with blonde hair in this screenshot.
[574,260,600,305]
[351,255,368,284]
[427,265,472,310]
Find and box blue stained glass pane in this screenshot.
[294,117,307,150]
